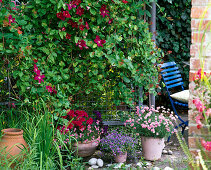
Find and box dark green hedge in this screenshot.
[157,0,191,88]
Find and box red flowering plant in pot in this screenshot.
[56,110,104,157]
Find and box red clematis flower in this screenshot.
[34,64,39,74]
[63,11,71,18]
[66,33,71,39]
[57,12,65,20]
[76,40,88,50]
[100,4,109,17]
[122,0,128,4]
[34,73,45,84]
[66,2,76,10]
[52,86,57,94]
[108,18,113,24]
[8,15,16,24]
[85,22,89,30]
[86,117,93,125]
[76,6,84,16]
[101,4,107,10]
[79,19,83,22]
[79,24,85,31]
[33,59,38,63]
[72,22,78,28]
[94,35,106,47]
[46,85,53,93]
[72,0,81,5]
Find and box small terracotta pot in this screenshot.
[0,128,28,162]
[141,136,165,161]
[114,152,127,163]
[72,138,99,157]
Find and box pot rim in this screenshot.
[2,128,23,136]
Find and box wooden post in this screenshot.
[149,1,156,107]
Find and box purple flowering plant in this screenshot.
[100,130,137,156]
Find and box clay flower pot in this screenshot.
[141,136,165,161]
[0,128,28,161]
[114,152,127,163]
[72,138,99,157]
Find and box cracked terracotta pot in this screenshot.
[0,128,28,167]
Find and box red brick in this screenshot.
[191,19,211,30]
[189,124,209,135]
[190,44,200,56]
[191,32,206,43]
[189,71,196,82]
[192,0,210,6]
[189,137,200,148]
[190,58,201,70]
[189,149,211,159]
[191,7,209,18]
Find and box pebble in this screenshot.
[88,158,97,165]
[97,159,103,167]
[136,162,143,167]
[164,167,174,170]
[91,165,99,169]
[168,150,173,155]
[114,163,124,169]
[162,149,168,154]
[106,164,112,167]
[146,161,152,166]
[152,167,160,170]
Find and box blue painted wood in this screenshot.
[165,78,183,85]
[162,70,180,77]
[166,82,184,89]
[160,61,189,142]
[161,67,178,73]
[163,74,181,81]
[161,61,176,68]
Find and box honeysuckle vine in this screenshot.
[0,0,162,119]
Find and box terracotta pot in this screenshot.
[0,128,28,160]
[141,136,165,161]
[72,138,99,157]
[114,152,127,163]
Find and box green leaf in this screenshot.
[90,8,96,15]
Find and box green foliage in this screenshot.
[0,0,162,119]
[157,0,191,88]
[0,103,84,169]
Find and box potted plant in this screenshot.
[125,106,176,161]
[100,130,137,163]
[56,110,104,157]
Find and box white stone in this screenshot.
[152,167,160,170]
[168,150,173,155]
[136,162,143,167]
[97,159,103,167]
[106,164,112,167]
[164,167,174,170]
[125,164,132,168]
[146,161,152,166]
[114,163,124,169]
[91,165,99,169]
[162,149,168,154]
[88,158,97,165]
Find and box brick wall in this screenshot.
[189,0,211,156]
